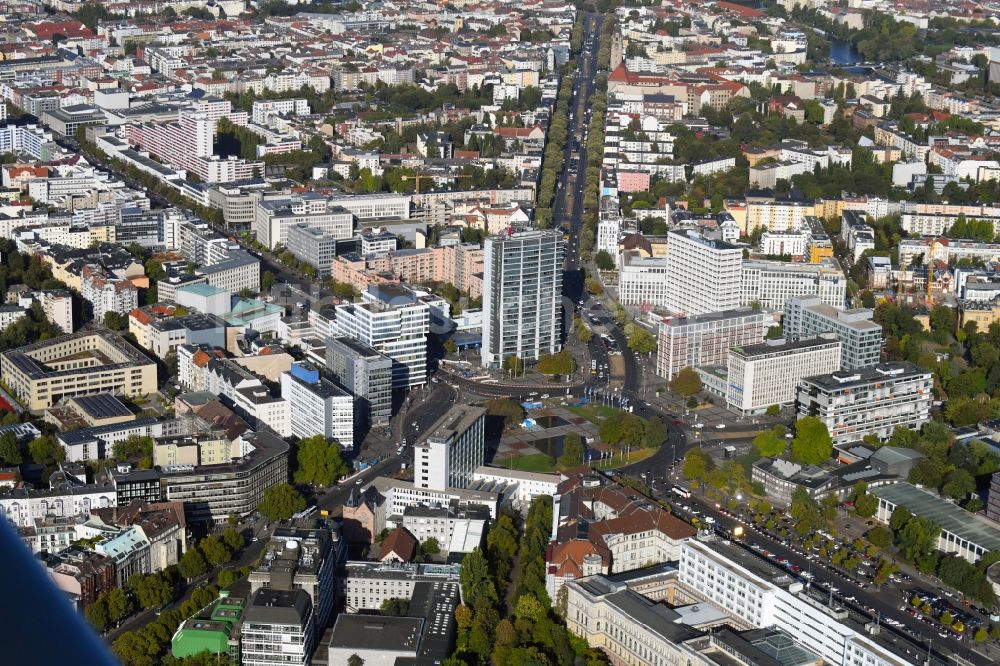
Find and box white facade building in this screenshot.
[726,336,842,414]
[279,362,354,449]
[413,406,485,491]
[334,284,429,389]
[741,259,847,312]
[663,230,742,316]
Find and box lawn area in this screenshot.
[566,403,624,424]
[505,454,557,473]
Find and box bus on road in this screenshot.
[672,485,692,499]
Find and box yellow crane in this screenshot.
[401,172,473,195]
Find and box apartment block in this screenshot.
[726,336,842,414]
[783,296,882,370]
[618,254,670,308]
[796,362,933,446]
[253,193,355,250]
[663,230,742,316]
[286,223,340,277]
[656,309,769,380]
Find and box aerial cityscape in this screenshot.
[6,0,1000,664]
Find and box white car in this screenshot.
[715,424,726,429]
[693,423,704,429]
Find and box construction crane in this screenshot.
[401,172,473,195]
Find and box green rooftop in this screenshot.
[171,593,246,662]
[176,283,229,298]
[224,299,283,327]
[872,483,1000,552]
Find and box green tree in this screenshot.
[642,416,668,449]
[261,270,276,292]
[536,350,576,376]
[670,367,702,397]
[420,537,440,558]
[503,355,525,376]
[854,493,878,518]
[129,573,173,610]
[85,596,109,633]
[867,526,892,548]
[766,404,781,416]
[258,483,306,522]
[594,250,615,270]
[941,468,976,499]
[29,434,65,465]
[624,323,657,354]
[200,535,232,567]
[791,417,833,465]
[294,435,349,487]
[217,568,239,588]
[557,432,584,469]
[484,398,525,427]
[380,597,411,616]
[222,527,245,552]
[0,432,22,465]
[106,587,134,624]
[459,548,497,611]
[178,548,209,580]
[682,447,714,482]
[753,426,787,457]
[104,311,126,330]
[348,655,365,666]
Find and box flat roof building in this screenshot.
[1,331,158,410]
[784,295,882,370]
[656,309,768,381]
[242,588,314,666]
[726,336,842,415]
[872,483,1000,563]
[797,363,932,446]
[170,592,245,664]
[414,405,486,491]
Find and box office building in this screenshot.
[797,362,932,446]
[324,336,392,428]
[159,430,289,524]
[95,525,151,587]
[726,337,842,414]
[618,255,670,308]
[741,259,846,312]
[171,592,245,664]
[413,405,486,491]
[783,296,882,370]
[285,223,340,277]
[279,362,353,448]
[0,332,158,410]
[663,230,742,316]
[873,483,1000,564]
[44,547,117,610]
[656,309,768,380]
[195,249,260,295]
[334,284,429,389]
[481,229,563,367]
[679,538,913,666]
[340,560,462,613]
[241,588,314,666]
[252,193,355,250]
[327,580,458,665]
[249,524,343,633]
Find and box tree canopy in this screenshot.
[294,435,349,487]
[258,483,307,522]
[791,417,833,465]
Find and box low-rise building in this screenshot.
[401,504,489,554]
[873,483,1000,563]
[170,592,245,664]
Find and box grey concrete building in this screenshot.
[324,336,392,427]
